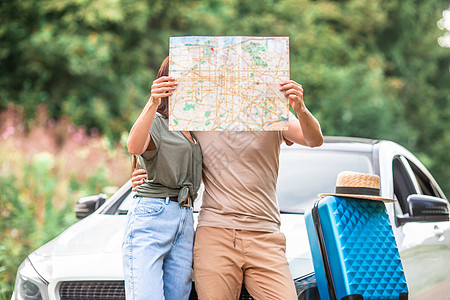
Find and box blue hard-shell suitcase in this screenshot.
[305,196,409,300]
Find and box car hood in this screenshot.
[31,214,127,281]
[30,213,313,282]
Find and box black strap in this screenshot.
[335,186,380,196]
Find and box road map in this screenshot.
[168,36,290,131]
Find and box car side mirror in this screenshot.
[75,194,107,219]
[396,194,449,226]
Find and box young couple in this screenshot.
[122,56,323,300]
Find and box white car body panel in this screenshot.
[29,213,312,285]
[14,137,450,300]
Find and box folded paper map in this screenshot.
[169,36,290,131]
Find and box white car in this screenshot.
[12,137,450,300]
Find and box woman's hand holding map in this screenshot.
[150,76,177,105]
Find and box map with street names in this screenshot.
[168,36,290,131]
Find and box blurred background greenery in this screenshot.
[0,0,449,298]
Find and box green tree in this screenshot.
[374,1,450,194]
[1,0,449,194]
[1,0,153,139]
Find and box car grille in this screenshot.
[59,281,254,300]
[60,281,125,300]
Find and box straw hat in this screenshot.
[318,171,396,203]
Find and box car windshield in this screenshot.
[276,149,374,212]
[117,149,374,214]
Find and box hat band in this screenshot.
[335,186,380,196]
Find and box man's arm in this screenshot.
[279,80,323,147]
[131,168,147,192]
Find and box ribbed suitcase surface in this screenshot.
[305,196,408,300]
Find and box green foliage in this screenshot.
[0,1,448,185]
[0,245,11,300]
[0,0,151,140]
[374,1,450,196]
[0,106,130,299]
[2,0,448,191]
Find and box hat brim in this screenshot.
[317,193,396,203]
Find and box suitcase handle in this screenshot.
[312,201,337,300]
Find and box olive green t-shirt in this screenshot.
[136,113,202,202]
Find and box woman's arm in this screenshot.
[127,76,177,155]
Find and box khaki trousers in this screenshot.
[193,226,297,300]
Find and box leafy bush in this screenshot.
[1,0,448,196]
[0,105,130,299]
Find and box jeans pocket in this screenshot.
[134,201,165,217]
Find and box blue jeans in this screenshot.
[122,196,194,300]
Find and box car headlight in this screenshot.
[12,258,49,300]
[294,272,319,300]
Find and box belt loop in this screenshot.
[165,197,170,205]
[233,229,236,248]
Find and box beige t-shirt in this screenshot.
[195,131,284,232]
